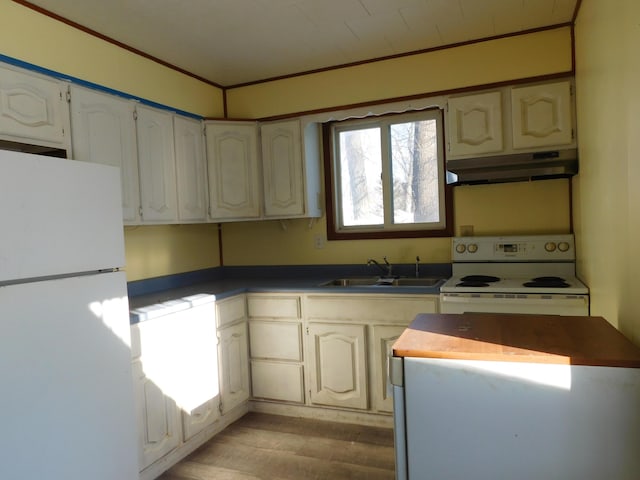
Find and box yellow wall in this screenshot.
[222,28,573,266]
[1,0,224,281]
[226,28,572,119]
[222,179,571,266]
[124,225,220,281]
[573,0,640,344]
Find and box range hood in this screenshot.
[446,148,578,185]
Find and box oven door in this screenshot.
[440,293,589,316]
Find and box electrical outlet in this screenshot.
[313,234,325,249]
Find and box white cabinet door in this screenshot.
[447,91,503,157]
[0,63,70,150]
[174,116,207,222]
[132,359,181,470]
[261,119,304,217]
[177,302,220,441]
[511,81,573,149]
[371,325,407,413]
[218,321,250,414]
[137,105,178,222]
[205,121,260,220]
[307,322,368,410]
[69,85,140,223]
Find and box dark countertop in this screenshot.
[128,263,451,323]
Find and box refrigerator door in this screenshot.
[0,271,139,480]
[0,150,125,282]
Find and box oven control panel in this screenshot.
[452,235,575,262]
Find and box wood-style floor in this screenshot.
[158,412,396,480]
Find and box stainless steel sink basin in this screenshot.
[321,277,380,287]
[319,277,444,287]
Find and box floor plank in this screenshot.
[158,412,395,480]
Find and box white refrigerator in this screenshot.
[0,150,139,479]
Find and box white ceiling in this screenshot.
[22,0,578,87]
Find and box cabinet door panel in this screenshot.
[70,85,140,223]
[174,116,207,222]
[132,360,180,470]
[307,322,368,409]
[218,322,250,414]
[249,320,302,361]
[372,325,407,413]
[251,361,304,403]
[511,81,573,149]
[177,303,220,441]
[247,295,301,319]
[137,105,177,222]
[261,120,304,217]
[447,91,503,157]
[0,65,68,147]
[205,122,260,220]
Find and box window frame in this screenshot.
[323,108,453,240]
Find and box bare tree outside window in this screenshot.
[339,128,382,226]
[390,119,439,224]
[331,109,447,236]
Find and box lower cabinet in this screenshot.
[131,294,249,479]
[132,358,181,469]
[247,294,305,404]
[216,295,251,414]
[371,325,409,413]
[218,321,250,414]
[306,322,368,409]
[304,293,439,413]
[131,290,438,476]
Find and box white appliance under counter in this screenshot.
[390,313,640,480]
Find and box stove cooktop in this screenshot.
[441,275,589,295]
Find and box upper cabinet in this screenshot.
[447,91,503,157]
[260,119,322,219]
[0,63,71,152]
[173,116,207,222]
[446,79,575,159]
[205,121,261,221]
[511,81,573,149]
[70,84,208,225]
[136,105,178,223]
[70,85,141,223]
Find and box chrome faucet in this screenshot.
[367,256,393,277]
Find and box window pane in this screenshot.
[390,119,440,224]
[338,128,383,226]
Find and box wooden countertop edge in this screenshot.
[392,348,640,368]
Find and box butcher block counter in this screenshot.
[390,313,640,480]
[392,313,640,367]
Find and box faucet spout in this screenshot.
[367,257,393,277]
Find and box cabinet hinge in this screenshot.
[306,326,309,335]
[133,110,138,121]
[218,402,223,414]
[65,90,71,103]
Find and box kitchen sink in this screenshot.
[319,277,444,287]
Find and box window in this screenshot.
[324,108,452,239]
